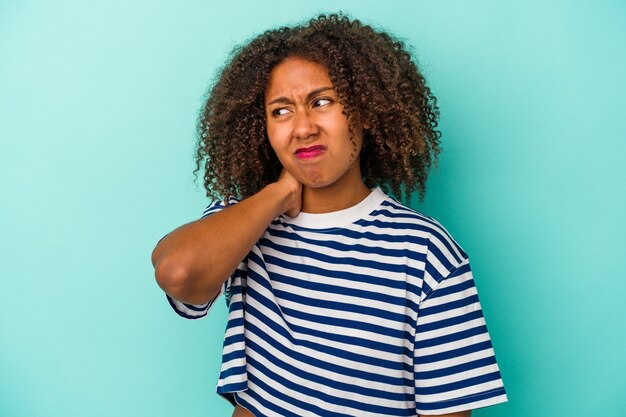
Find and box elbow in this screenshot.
[151,238,189,297]
[153,255,221,305]
[154,256,190,299]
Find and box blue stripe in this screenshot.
[424,271,474,301]
[417,387,506,411]
[272,286,416,328]
[245,337,413,403]
[230,394,263,417]
[221,348,246,364]
[376,200,467,260]
[225,315,244,331]
[235,389,297,417]
[217,364,247,384]
[267,228,428,263]
[422,261,472,302]
[418,294,480,317]
[244,371,355,417]
[166,192,506,415]
[274,217,432,247]
[182,301,210,312]
[223,332,245,348]
[415,371,503,395]
[246,352,415,416]
[425,242,461,280]
[415,325,489,349]
[263,253,410,291]
[375,201,447,234]
[269,270,420,317]
[421,280,435,297]
[415,356,497,379]
[245,301,414,374]
[414,340,494,365]
[216,380,247,394]
[245,281,410,359]
[353,217,466,267]
[417,309,484,333]
[379,198,427,213]
[246,321,413,385]
[277,300,410,340]
[165,295,208,319]
[262,237,425,276]
[201,197,240,217]
[424,261,446,292]
[358,214,441,233]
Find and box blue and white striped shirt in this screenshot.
[167,187,507,416]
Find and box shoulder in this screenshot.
[371,194,468,265]
[201,195,241,218]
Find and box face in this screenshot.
[264,57,364,190]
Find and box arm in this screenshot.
[152,170,301,305]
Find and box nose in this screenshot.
[292,109,318,140]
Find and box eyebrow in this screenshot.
[266,86,334,106]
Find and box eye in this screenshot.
[271,107,290,117]
[313,98,332,108]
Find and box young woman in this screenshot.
[152,14,507,417]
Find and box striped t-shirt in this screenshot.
[166,187,507,416]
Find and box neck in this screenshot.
[301,169,371,214]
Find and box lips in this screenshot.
[295,145,326,160]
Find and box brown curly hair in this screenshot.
[195,13,442,203]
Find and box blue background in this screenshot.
[1,1,625,416]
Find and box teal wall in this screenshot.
[1,1,625,416]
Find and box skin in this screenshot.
[231,58,471,417]
[264,57,371,213]
[152,56,470,417]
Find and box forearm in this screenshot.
[152,182,295,304]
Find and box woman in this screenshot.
[152,14,507,417]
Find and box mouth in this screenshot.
[294,145,326,160]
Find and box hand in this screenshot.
[276,169,302,217]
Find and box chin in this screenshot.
[300,171,354,190]
[297,171,330,188]
[302,180,332,189]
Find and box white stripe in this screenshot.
[168,192,506,415]
[415,347,497,372]
[264,236,427,278]
[266,267,419,317]
[417,317,487,343]
[416,392,508,415]
[416,363,502,388]
[266,255,417,297]
[417,301,482,326]
[242,361,414,417]
[246,330,413,407]
[246,263,415,358]
[415,332,492,357]
[245,297,414,380]
[417,380,506,406]
[220,339,245,359]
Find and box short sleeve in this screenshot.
[413,258,508,414]
[165,197,239,320]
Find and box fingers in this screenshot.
[277,169,302,217]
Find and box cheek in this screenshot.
[266,132,293,167]
[265,126,283,153]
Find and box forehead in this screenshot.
[265,57,333,102]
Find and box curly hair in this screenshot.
[195,13,442,203]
